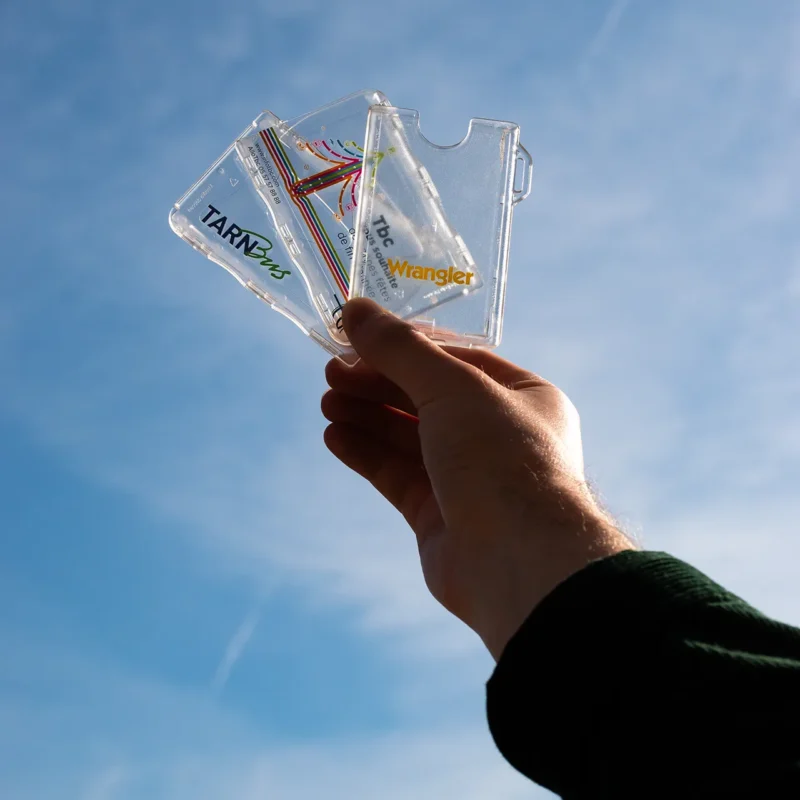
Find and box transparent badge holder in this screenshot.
[169,122,356,359]
[348,127,483,325]
[233,90,394,349]
[351,106,533,348]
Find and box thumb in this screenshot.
[343,298,475,409]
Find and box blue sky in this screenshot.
[1,0,800,797]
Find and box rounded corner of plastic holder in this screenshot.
[168,205,183,233]
[365,88,389,103]
[336,349,360,367]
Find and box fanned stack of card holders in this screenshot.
[169,89,533,362]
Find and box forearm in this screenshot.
[487,551,800,798]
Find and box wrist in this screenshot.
[475,502,632,661]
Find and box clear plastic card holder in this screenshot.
[235,90,392,347]
[351,106,533,348]
[349,120,483,323]
[168,115,354,360]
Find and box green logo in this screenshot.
[200,205,291,281]
[241,230,291,280]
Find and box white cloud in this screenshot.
[0,630,544,800]
[211,605,261,692]
[583,0,631,64]
[83,765,130,800]
[152,730,541,800]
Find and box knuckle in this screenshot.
[557,387,580,423]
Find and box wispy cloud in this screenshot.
[583,0,631,63]
[0,628,543,799]
[83,765,129,800]
[211,605,261,692]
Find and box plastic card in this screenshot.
[351,106,533,348]
[168,116,353,359]
[235,90,390,347]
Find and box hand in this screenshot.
[322,299,632,659]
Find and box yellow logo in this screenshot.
[387,258,475,287]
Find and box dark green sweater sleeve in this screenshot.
[486,551,800,799]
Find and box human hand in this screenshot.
[322,299,632,659]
